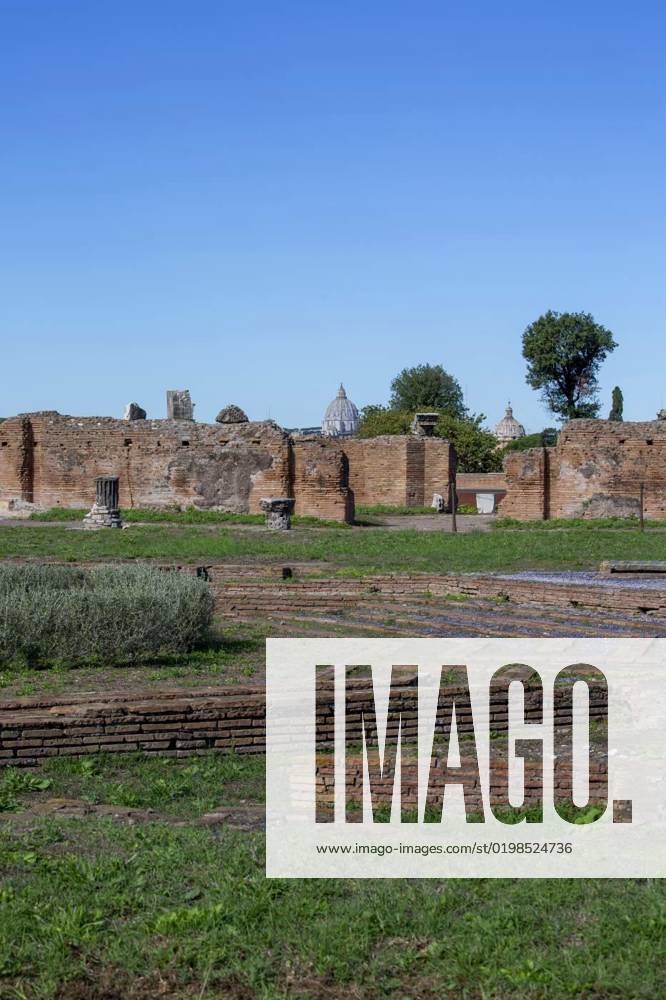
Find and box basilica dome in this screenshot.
[494,402,525,443]
[322,384,359,437]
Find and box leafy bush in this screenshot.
[0,564,213,667]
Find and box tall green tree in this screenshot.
[609,386,624,422]
[522,311,617,421]
[389,364,466,417]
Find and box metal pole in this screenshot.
[639,483,645,532]
[450,477,457,534]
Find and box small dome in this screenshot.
[322,384,359,437]
[495,402,525,443]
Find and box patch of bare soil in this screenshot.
[2,798,266,832]
[53,969,255,999]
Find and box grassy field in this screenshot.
[0,754,664,998]
[29,506,350,529]
[1,522,665,573]
[1,521,664,997]
[497,516,666,531]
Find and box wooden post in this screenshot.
[639,482,645,532]
[450,477,457,534]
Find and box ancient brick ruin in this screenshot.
[0,412,455,522]
[1,410,663,523]
[502,419,666,520]
[344,435,455,507]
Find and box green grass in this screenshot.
[0,831,661,999]
[28,506,350,529]
[497,516,666,531]
[0,755,664,997]
[0,753,265,818]
[3,522,666,573]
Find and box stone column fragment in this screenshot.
[259,497,294,530]
[83,476,122,529]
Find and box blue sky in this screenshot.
[1,1,664,432]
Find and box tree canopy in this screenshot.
[389,364,467,418]
[522,311,617,421]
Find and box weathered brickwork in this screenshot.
[318,756,609,813]
[343,436,455,507]
[0,680,607,768]
[502,449,548,520]
[0,412,355,520]
[0,415,456,521]
[502,420,666,520]
[456,472,507,493]
[209,569,666,618]
[291,437,354,522]
[0,687,266,765]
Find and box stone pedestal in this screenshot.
[411,413,440,437]
[83,476,122,529]
[259,497,294,530]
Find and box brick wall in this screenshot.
[0,415,458,521]
[502,420,666,521]
[291,437,354,521]
[318,756,609,812]
[549,420,666,519]
[343,436,455,507]
[502,448,548,520]
[456,472,507,492]
[0,679,608,768]
[0,413,353,521]
[210,569,666,617]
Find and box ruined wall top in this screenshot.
[558,418,666,445]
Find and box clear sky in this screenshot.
[2,1,665,432]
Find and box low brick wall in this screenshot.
[210,569,666,616]
[0,687,266,766]
[0,680,607,767]
[318,756,609,812]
